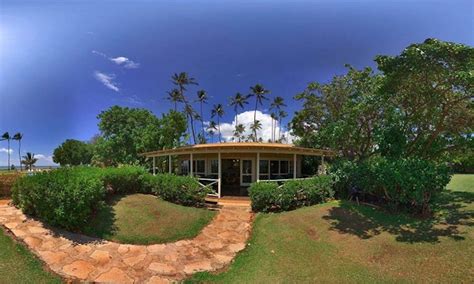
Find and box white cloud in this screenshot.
[209,110,293,143]
[92,50,140,69]
[123,95,144,106]
[0,148,13,154]
[35,154,54,163]
[94,71,119,92]
[110,56,140,69]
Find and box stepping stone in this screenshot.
[62,260,95,279]
[146,276,171,284]
[95,267,133,283]
[90,250,112,265]
[149,262,176,275]
[123,254,146,267]
[39,251,68,265]
[183,260,213,274]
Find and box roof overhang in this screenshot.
[141,142,336,158]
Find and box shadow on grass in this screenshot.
[42,196,121,245]
[323,190,474,243]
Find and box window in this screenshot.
[242,160,253,185]
[259,160,269,173]
[280,161,289,174]
[270,160,279,175]
[180,160,189,175]
[210,159,219,174]
[193,160,205,174]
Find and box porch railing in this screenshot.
[257,177,315,189]
[197,177,220,197]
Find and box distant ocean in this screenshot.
[0,166,59,170]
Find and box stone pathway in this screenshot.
[0,203,253,283]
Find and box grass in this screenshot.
[189,174,474,283]
[0,228,62,283]
[83,194,216,244]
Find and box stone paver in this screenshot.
[0,202,253,283]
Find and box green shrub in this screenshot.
[249,176,334,212]
[101,166,151,194]
[329,157,451,214]
[148,174,209,207]
[12,168,105,230]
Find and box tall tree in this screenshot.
[166,89,183,111]
[196,90,208,142]
[21,152,37,171]
[207,121,218,143]
[1,132,11,170]
[249,84,270,141]
[278,110,288,142]
[229,92,249,127]
[375,38,474,159]
[271,96,287,142]
[211,104,225,143]
[234,124,246,142]
[171,72,198,144]
[12,133,23,171]
[250,120,262,141]
[270,112,278,142]
[53,139,93,166]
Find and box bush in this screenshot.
[0,172,24,197]
[101,166,151,194]
[329,157,451,214]
[148,174,209,207]
[12,168,105,230]
[249,176,334,212]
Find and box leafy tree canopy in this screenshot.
[92,106,187,166]
[53,139,93,166]
[292,38,474,161]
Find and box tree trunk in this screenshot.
[254,100,258,141]
[200,103,205,141]
[19,140,22,171]
[217,117,222,143]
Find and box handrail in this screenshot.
[257,177,314,182]
[198,177,220,197]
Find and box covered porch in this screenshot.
[143,143,335,198]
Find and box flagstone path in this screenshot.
[0,202,253,283]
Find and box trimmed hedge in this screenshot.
[147,174,209,207]
[330,157,451,214]
[11,167,207,230]
[249,176,334,212]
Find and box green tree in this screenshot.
[93,106,187,166]
[278,110,288,142]
[166,89,183,111]
[234,124,246,142]
[211,104,225,143]
[52,139,93,166]
[250,120,262,141]
[249,84,270,141]
[292,66,383,160]
[207,121,217,143]
[230,93,249,127]
[271,96,287,142]
[12,132,23,171]
[171,72,199,144]
[196,90,208,142]
[21,152,37,171]
[375,38,474,159]
[1,132,11,170]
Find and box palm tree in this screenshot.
[184,104,198,144]
[166,89,183,111]
[21,152,37,171]
[229,93,249,127]
[249,84,270,141]
[278,110,288,142]
[234,124,246,142]
[171,72,198,144]
[12,133,23,171]
[207,121,218,143]
[196,90,208,141]
[249,120,262,141]
[1,132,11,170]
[270,96,286,142]
[211,104,225,143]
[270,112,277,142]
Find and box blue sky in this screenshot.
[0,0,473,166]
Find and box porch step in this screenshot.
[205,196,251,207]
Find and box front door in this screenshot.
[221,159,241,196]
[241,159,253,186]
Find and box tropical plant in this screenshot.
[1,132,11,170]
[230,92,249,127]
[171,72,199,144]
[278,110,288,142]
[21,152,37,171]
[270,112,278,142]
[166,89,183,111]
[211,104,225,143]
[270,96,286,142]
[250,120,262,140]
[53,139,93,166]
[196,90,208,142]
[184,104,198,144]
[207,121,217,143]
[234,124,246,142]
[249,84,270,141]
[12,133,23,171]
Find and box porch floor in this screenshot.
[205,196,251,207]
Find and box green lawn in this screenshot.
[83,194,216,244]
[0,228,62,283]
[189,174,474,283]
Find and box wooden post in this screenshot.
[168,155,172,174]
[256,152,260,182]
[218,152,221,198]
[190,153,193,177]
[293,154,297,179]
[152,156,156,176]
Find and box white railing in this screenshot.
[257,177,315,189]
[197,177,220,197]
